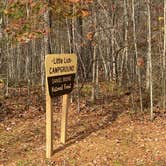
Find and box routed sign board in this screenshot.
[45,54,77,97]
[45,54,77,158]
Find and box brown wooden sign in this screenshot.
[45,54,77,77]
[45,54,77,97]
[47,74,75,97]
[45,54,77,158]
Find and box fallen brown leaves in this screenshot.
[0,86,166,165]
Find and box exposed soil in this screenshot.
[0,87,166,166]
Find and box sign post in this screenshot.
[46,80,53,158]
[45,54,77,158]
[61,94,69,144]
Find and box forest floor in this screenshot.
[0,84,166,166]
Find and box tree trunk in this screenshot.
[91,45,97,102]
[147,0,153,120]
[132,0,143,112]
[123,0,129,87]
[42,1,52,93]
[162,0,166,110]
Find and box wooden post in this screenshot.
[61,94,69,144]
[46,80,53,158]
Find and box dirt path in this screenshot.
[0,94,166,166]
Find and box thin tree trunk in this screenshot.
[99,45,108,80]
[4,8,9,96]
[91,45,96,102]
[96,54,99,98]
[123,0,129,86]
[42,1,51,93]
[162,0,166,110]
[16,45,21,83]
[5,42,9,96]
[76,74,80,113]
[111,27,116,81]
[132,0,143,112]
[66,19,73,53]
[147,0,153,120]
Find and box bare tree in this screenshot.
[147,0,153,120]
[163,0,166,110]
[132,0,143,112]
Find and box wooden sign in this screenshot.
[45,54,77,77]
[45,54,77,159]
[45,54,77,97]
[47,74,75,97]
[0,79,4,89]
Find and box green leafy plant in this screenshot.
[16,160,32,166]
[114,161,121,166]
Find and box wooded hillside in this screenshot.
[0,1,166,165]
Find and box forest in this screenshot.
[0,0,166,165]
